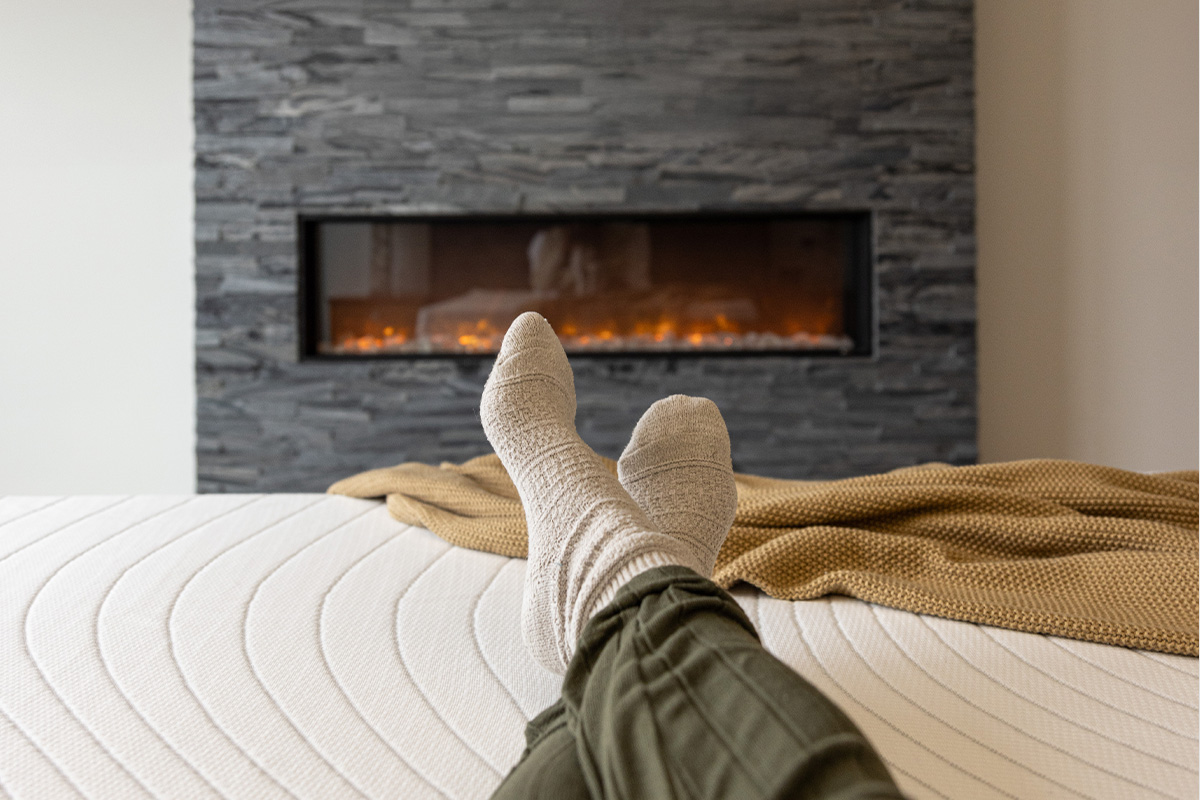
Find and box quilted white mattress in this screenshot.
[1,494,1196,800]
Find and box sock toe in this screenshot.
[620,395,732,478]
[496,311,560,361]
[618,395,738,573]
[482,312,576,434]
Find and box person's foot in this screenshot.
[617,395,738,579]
[481,313,699,673]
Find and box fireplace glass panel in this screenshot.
[302,214,869,356]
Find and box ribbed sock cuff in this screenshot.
[589,550,684,620]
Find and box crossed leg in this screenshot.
[482,313,902,800]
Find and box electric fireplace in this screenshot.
[300,213,871,358]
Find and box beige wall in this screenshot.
[976,0,1198,471]
[0,1,194,492]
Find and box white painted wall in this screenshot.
[0,1,195,493]
[0,2,1194,493]
[976,0,1199,471]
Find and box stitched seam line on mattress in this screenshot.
[242,502,384,800]
[910,613,1185,795]
[974,625,1197,741]
[0,496,129,566]
[905,603,1195,793]
[889,604,1191,793]
[0,705,85,798]
[167,496,330,800]
[92,494,264,797]
[1137,651,1200,678]
[393,547,505,779]
[23,496,195,798]
[1050,639,1200,709]
[318,524,451,800]
[789,601,991,800]
[0,497,133,799]
[470,558,532,722]
[0,496,67,534]
[832,603,1082,799]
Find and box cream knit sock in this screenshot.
[480,312,703,674]
[616,395,738,583]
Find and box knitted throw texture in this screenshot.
[329,457,1199,656]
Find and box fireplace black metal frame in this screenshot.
[296,209,874,361]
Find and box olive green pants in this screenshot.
[491,566,903,800]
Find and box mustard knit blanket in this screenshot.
[330,456,1199,656]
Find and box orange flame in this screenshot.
[330,311,841,354]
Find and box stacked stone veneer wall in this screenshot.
[195,0,976,492]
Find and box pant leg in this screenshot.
[493,565,903,800]
[490,701,593,800]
